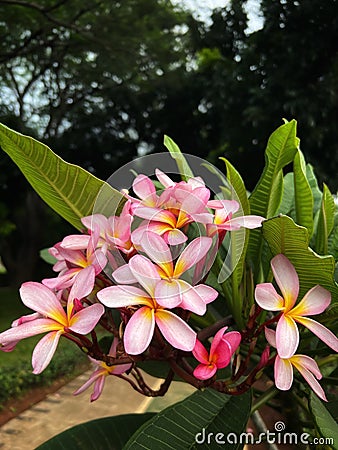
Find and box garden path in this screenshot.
[0,369,194,450]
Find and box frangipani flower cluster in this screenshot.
[255,254,338,401]
[1,166,337,407]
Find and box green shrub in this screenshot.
[0,340,88,406]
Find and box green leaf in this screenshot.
[39,248,57,265]
[249,120,299,218]
[306,163,323,213]
[315,183,335,255]
[124,388,251,449]
[278,172,295,216]
[0,123,123,230]
[163,135,194,181]
[293,150,314,236]
[220,157,250,286]
[36,413,155,450]
[309,393,338,450]
[262,215,338,300]
[248,120,299,275]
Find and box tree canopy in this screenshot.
[1,0,338,285]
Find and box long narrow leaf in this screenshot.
[248,120,299,275]
[0,123,123,229]
[293,150,314,236]
[309,393,338,450]
[163,135,194,181]
[315,184,335,255]
[124,388,251,449]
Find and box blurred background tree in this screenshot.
[1,0,337,285]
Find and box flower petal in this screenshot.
[42,269,79,290]
[134,207,176,227]
[192,339,210,364]
[291,285,331,316]
[210,326,229,356]
[193,363,217,380]
[254,283,284,311]
[97,285,151,308]
[155,169,175,188]
[271,254,299,310]
[264,327,277,348]
[69,265,95,303]
[290,354,322,379]
[219,215,264,230]
[133,174,157,205]
[174,237,212,277]
[73,368,105,397]
[113,264,137,284]
[20,282,67,325]
[155,310,196,351]
[294,316,338,352]
[32,330,63,374]
[154,279,182,308]
[291,356,327,401]
[129,255,161,297]
[0,318,61,344]
[274,356,293,390]
[139,231,173,277]
[166,229,188,245]
[207,199,239,213]
[60,234,91,250]
[222,331,241,355]
[213,340,232,368]
[180,188,210,214]
[276,314,299,358]
[69,303,105,334]
[124,307,155,355]
[81,214,109,234]
[179,282,207,315]
[193,284,218,304]
[91,375,106,402]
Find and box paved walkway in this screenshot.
[0,370,194,450]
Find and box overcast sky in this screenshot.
[173,0,263,32]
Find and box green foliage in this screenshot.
[314,184,336,255]
[36,414,156,450]
[248,120,299,276]
[0,340,88,406]
[309,393,338,450]
[124,389,251,449]
[0,123,123,230]
[293,150,314,236]
[164,134,194,181]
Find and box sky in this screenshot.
[173,0,264,32]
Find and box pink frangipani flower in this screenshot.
[127,171,213,245]
[207,199,264,236]
[97,255,196,355]
[192,326,241,380]
[0,266,104,373]
[255,254,338,358]
[113,232,218,314]
[73,339,132,402]
[265,327,327,401]
[42,226,107,291]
